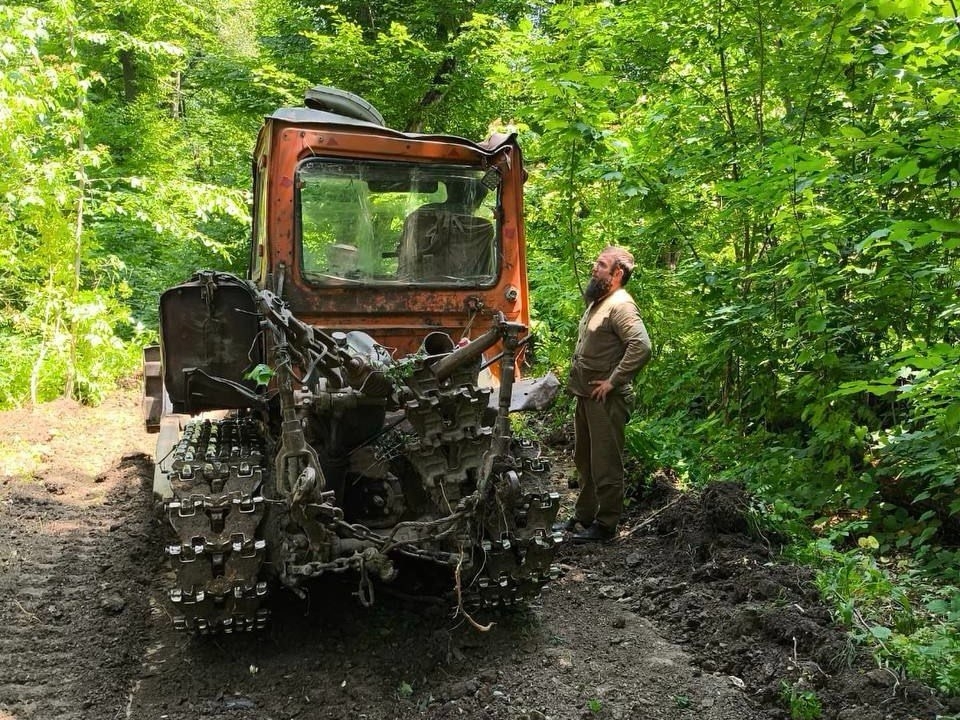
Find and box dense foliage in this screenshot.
[1,0,957,693]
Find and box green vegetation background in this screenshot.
[0,0,957,695]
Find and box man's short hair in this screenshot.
[602,246,635,285]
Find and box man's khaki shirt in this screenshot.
[568,288,651,398]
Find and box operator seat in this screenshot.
[397,207,495,280]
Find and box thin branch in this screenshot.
[568,138,585,295]
[621,496,684,537]
[754,0,766,148]
[453,551,493,632]
[633,169,702,264]
[404,56,457,132]
[14,599,40,623]
[716,0,739,149]
[790,4,843,320]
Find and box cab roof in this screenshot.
[265,107,518,156]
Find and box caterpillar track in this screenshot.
[163,418,270,633]
[160,419,562,632]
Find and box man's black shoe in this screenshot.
[552,517,588,533]
[571,521,616,544]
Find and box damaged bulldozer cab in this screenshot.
[144,87,561,633]
[252,93,531,356]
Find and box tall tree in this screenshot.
[0,0,272,405]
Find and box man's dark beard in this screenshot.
[584,276,612,303]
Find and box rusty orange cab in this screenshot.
[248,87,530,361]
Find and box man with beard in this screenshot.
[558,246,652,543]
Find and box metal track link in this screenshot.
[470,490,562,607]
[163,417,270,633]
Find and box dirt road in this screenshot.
[0,390,950,719]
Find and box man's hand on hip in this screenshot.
[589,379,614,401]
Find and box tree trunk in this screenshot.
[120,48,138,102]
[405,56,457,132]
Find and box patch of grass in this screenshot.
[795,536,960,695]
[779,681,822,719]
[0,439,47,480]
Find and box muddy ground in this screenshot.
[0,388,954,720]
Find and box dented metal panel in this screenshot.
[159,272,263,414]
[254,117,530,358]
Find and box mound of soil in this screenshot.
[626,479,948,720]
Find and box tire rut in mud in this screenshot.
[0,454,160,719]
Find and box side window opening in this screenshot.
[249,160,268,280]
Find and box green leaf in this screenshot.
[830,381,897,398]
[904,355,945,370]
[244,363,274,387]
[895,158,919,180]
[870,625,892,640]
[806,315,827,332]
[902,0,925,18]
[892,220,925,239]
[932,89,955,106]
[944,403,960,431]
[928,219,960,233]
[866,228,891,239]
[912,232,941,249]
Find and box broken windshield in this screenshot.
[297,159,499,287]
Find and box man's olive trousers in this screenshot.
[573,392,630,530]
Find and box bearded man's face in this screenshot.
[583,275,612,303]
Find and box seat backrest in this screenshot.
[398,207,494,280]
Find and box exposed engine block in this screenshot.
[154,279,562,632]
